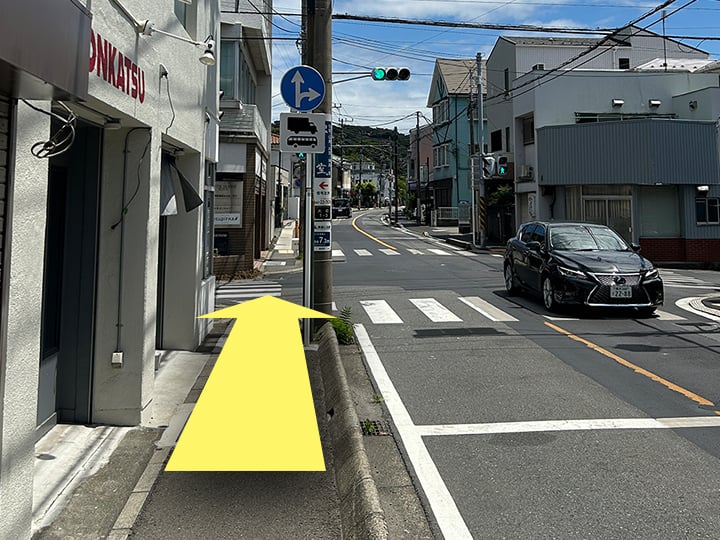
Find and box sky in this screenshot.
[269,0,720,133]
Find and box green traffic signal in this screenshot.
[371,67,410,81]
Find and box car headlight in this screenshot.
[643,268,659,280]
[558,266,586,279]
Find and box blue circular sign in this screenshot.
[280,65,326,112]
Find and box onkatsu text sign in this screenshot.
[89,29,146,103]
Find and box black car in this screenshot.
[503,221,663,315]
[332,198,352,218]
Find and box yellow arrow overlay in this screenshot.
[165,296,334,471]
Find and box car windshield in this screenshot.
[334,199,349,207]
[549,225,628,251]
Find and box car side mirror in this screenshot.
[526,240,542,252]
[630,242,641,252]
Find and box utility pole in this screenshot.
[476,52,486,248]
[415,111,421,224]
[310,0,332,318]
[393,127,399,224]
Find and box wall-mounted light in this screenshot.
[612,99,624,107]
[689,100,698,110]
[138,20,215,66]
[697,185,710,192]
[649,99,662,108]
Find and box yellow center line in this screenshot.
[351,214,397,250]
[544,321,720,414]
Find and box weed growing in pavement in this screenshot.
[331,305,354,344]
[371,394,384,404]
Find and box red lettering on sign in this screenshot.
[89,29,146,104]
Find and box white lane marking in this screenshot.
[491,254,503,258]
[457,251,478,257]
[332,249,345,258]
[416,416,720,437]
[354,325,473,540]
[458,296,518,322]
[354,249,373,256]
[676,297,720,323]
[380,248,400,256]
[359,300,403,324]
[655,310,685,321]
[544,315,579,321]
[410,298,463,322]
[427,248,452,256]
[407,249,424,255]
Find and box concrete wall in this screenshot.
[0,101,50,540]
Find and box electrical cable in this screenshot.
[22,100,77,158]
[164,76,176,133]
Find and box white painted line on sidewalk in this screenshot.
[354,325,473,540]
[427,248,451,256]
[416,416,720,437]
[458,296,518,322]
[676,297,720,323]
[360,300,403,324]
[380,248,400,256]
[354,249,373,256]
[410,298,463,322]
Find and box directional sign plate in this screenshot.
[280,66,325,112]
[280,112,326,154]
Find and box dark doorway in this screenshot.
[39,119,101,430]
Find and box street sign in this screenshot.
[314,174,331,206]
[280,112,326,154]
[280,65,325,112]
[313,231,331,251]
[314,205,331,220]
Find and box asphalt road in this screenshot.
[285,209,720,539]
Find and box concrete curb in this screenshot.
[316,323,389,540]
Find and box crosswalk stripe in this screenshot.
[458,296,518,322]
[407,249,424,255]
[427,248,451,256]
[216,291,281,299]
[360,300,403,324]
[410,298,462,322]
[379,248,400,256]
[655,310,685,321]
[354,249,373,256]
[332,249,345,258]
[457,251,478,257]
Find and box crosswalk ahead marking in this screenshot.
[409,298,462,322]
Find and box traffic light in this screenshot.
[482,155,496,179]
[497,156,508,176]
[371,67,411,81]
[296,151,306,160]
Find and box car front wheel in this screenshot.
[504,265,518,295]
[542,276,558,312]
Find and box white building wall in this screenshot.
[0,102,51,540]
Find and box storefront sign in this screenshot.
[215,213,241,225]
[89,29,145,103]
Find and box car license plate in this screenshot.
[610,285,632,298]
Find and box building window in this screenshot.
[696,197,720,224]
[220,40,257,104]
[619,58,630,69]
[522,116,534,145]
[505,126,511,152]
[433,100,449,125]
[490,130,502,152]
[433,144,449,168]
[504,68,510,95]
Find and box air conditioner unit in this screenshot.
[519,165,534,179]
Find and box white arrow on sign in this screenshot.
[291,71,321,109]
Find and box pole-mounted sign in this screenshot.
[280,65,326,112]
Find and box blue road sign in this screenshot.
[280,66,326,112]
